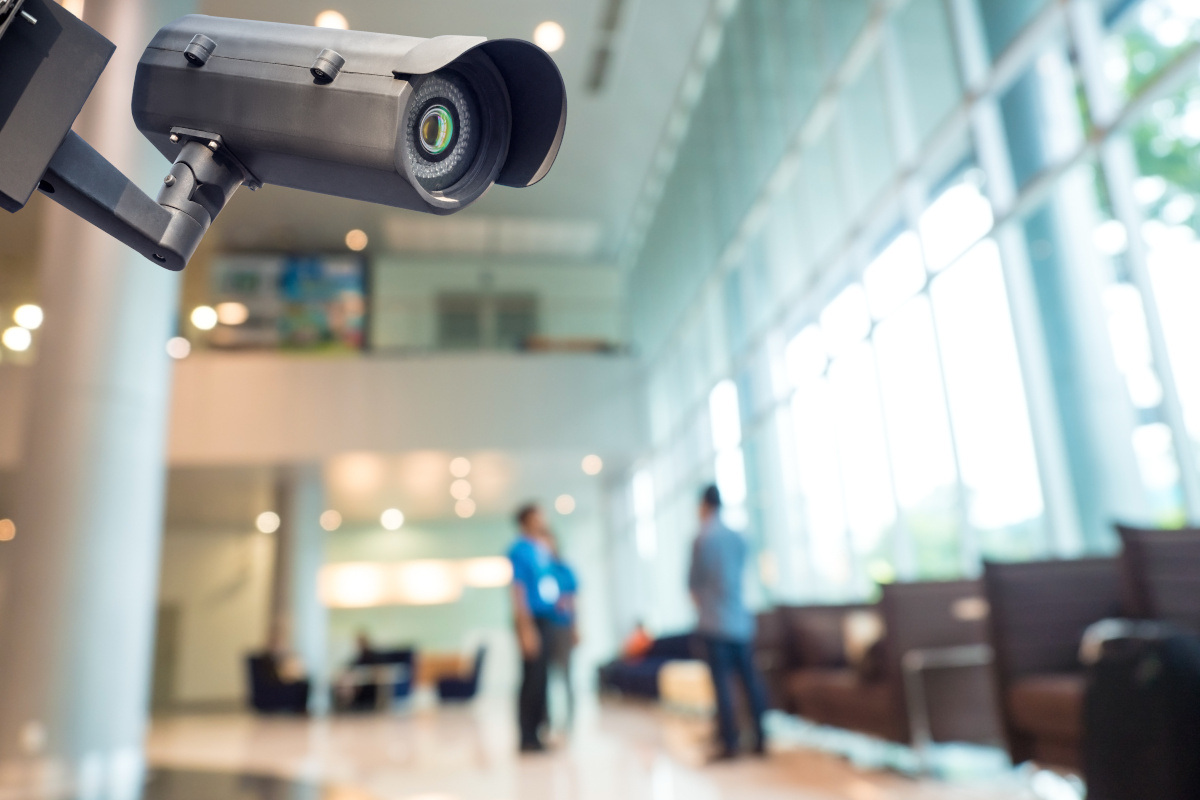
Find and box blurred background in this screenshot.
[1,0,1199,798]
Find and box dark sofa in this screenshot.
[983,557,1123,769]
[598,634,700,698]
[784,581,1001,746]
[1117,524,1200,631]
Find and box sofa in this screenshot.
[782,581,1001,746]
[246,654,310,714]
[983,558,1123,769]
[598,634,700,698]
[1117,524,1200,631]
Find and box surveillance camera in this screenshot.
[133,16,567,215]
[0,1,567,270]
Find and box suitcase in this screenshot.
[1082,622,1200,800]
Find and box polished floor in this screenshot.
[145,698,1053,800]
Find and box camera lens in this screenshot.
[420,106,454,156]
[404,71,480,192]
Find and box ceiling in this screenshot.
[195,0,715,264]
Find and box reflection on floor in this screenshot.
[147,698,1051,800]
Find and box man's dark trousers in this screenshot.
[519,617,552,747]
[703,635,769,754]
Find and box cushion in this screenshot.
[658,659,715,712]
[788,668,901,741]
[1007,673,1086,742]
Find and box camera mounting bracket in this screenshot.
[37,126,250,271]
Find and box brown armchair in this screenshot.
[1116,524,1200,631]
[783,581,1002,747]
[982,558,1123,770]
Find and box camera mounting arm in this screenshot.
[38,128,254,272]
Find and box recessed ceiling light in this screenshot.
[2,327,31,352]
[166,337,191,360]
[0,519,14,542]
[14,304,42,330]
[582,454,603,475]
[450,479,472,501]
[320,510,342,531]
[315,10,348,29]
[381,507,405,530]
[555,494,576,515]
[455,498,476,519]
[345,229,369,251]
[256,511,281,534]
[216,301,249,326]
[534,21,565,53]
[190,305,218,331]
[449,457,471,478]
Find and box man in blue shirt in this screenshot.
[507,502,558,752]
[688,484,769,761]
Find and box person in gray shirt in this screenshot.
[688,484,769,761]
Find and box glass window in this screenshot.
[1125,66,1200,500]
[827,342,899,583]
[802,132,849,259]
[1104,0,1200,101]
[920,174,995,271]
[790,378,855,596]
[821,0,873,69]
[784,324,827,384]
[874,296,964,577]
[819,283,872,355]
[930,240,1048,561]
[864,231,927,319]
[976,0,1050,61]
[709,379,743,452]
[840,56,896,215]
[633,469,658,560]
[892,0,962,146]
[999,43,1085,190]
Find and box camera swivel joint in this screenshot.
[38,128,256,272]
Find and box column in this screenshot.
[268,467,329,715]
[0,0,189,797]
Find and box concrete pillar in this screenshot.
[0,0,189,797]
[268,468,329,715]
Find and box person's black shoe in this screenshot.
[519,740,547,754]
[751,740,769,758]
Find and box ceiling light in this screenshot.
[166,337,191,359]
[381,507,405,530]
[2,327,31,352]
[0,519,14,542]
[13,304,43,330]
[534,20,565,53]
[320,510,342,531]
[215,301,249,326]
[450,479,472,500]
[315,9,348,29]
[345,229,369,251]
[256,511,281,534]
[190,305,218,330]
[455,498,476,518]
[449,456,471,478]
[555,494,576,515]
[582,454,603,475]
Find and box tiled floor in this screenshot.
[146,698,1044,800]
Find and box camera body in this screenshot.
[132,16,567,215]
[0,7,566,268]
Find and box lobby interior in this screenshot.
[2,0,1200,799]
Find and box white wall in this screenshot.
[370,258,623,350]
[157,527,275,707]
